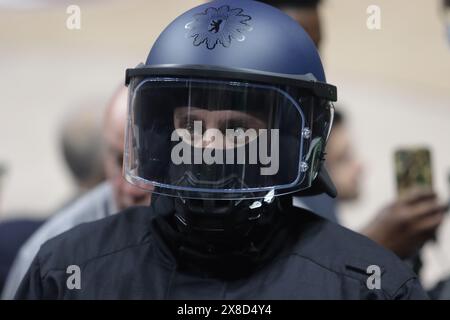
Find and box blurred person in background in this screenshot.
[328,111,447,263]
[1,86,153,299]
[59,102,106,194]
[262,0,447,269]
[419,0,450,299]
[0,164,40,292]
[0,101,107,293]
[0,220,44,293]
[323,111,362,202]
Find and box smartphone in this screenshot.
[394,147,433,197]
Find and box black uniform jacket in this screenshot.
[15,195,428,300]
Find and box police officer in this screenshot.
[16,0,427,299]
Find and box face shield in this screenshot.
[125,66,336,200]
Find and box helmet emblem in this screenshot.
[185,5,252,50]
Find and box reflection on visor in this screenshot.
[125,78,306,199]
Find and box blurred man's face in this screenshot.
[103,89,152,210]
[283,7,322,48]
[325,124,363,201]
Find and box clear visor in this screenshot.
[125,78,307,199]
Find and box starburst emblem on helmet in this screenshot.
[185,5,252,50]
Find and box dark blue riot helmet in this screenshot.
[124,0,337,232]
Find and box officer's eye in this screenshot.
[185,120,195,133]
[185,120,199,133]
[234,127,247,134]
[184,120,205,140]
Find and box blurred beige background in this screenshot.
[0,0,449,287]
